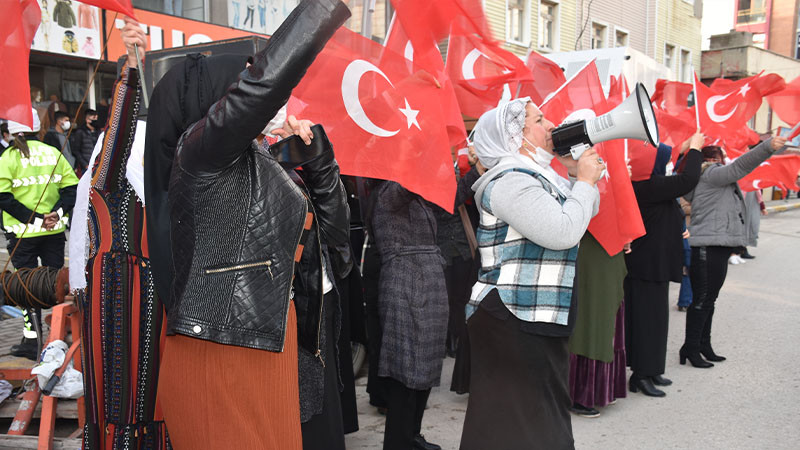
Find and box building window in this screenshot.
[664,43,675,70]
[615,29,628,47]
[680,49,692,82]
[737,0,767,25]
[539,1,558,51]
[591,22,607,49]
[508,0,529,44]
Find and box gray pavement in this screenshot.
[345,207,800,449]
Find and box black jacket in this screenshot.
[70,125,101,171]
[626,149,702,282]
[167,0,350,353]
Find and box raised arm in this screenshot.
[703,138,783,187]
[491,173,598,251]
[633,149,703,205]
[179,0,350,176]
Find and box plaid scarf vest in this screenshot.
[467,168,577,326]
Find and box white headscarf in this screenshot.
[472,97,530,169]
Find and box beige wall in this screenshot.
[574,0,649,54]
[655,0,703,80]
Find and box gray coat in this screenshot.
[687,139,777,247]
[372,181,448,390]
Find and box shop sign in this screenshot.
[104,8,261,62]
[32,0,103,59]
[227,0,299,35]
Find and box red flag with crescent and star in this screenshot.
[383,16,467,147]
[766,75,800,135]
[540,62,645,256]
[694,72,785,137]
[514,50,567,107]
[445,20,533,118]
[727,147,800,192]
[288,27,457,212]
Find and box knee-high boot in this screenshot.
[700,307,726,361]
[680,306,713,368]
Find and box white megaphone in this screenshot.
[551,82,659,159]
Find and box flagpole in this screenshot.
[538,58,596,109]
[692,72,700,130]
[134,44,149,109]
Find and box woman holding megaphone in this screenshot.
[460,98,601,449]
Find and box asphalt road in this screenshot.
[346,207,800,449]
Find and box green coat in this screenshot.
[568,233,627,363]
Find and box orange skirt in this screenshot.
[158,302,302,450]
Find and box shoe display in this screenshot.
[629,375,666,397]
[413,434,442,450]
[569,403,601,418]
[651,375,672,386]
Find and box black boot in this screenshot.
[700,308,726,362]
[10,337,39,360]
[651,375,672,386]
[680,307,714,368]
[629,374,665,397]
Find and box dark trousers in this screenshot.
[444,257,475,353]
[624,277,669,377]
[684,246,732,352]
[383,377,430,450]
[363,244,388,407]
[461,305,574,450]
[7,233,65,339]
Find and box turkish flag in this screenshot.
[289,27,456,212]
[728,147,800,192]
[651,79,693,115]
[383,17,466,147]
[514,50,567,107]
[76,0,136,19]
[695,72,783,136]
[445,21,533,118]
[767,75,800,128]
[0,0,40,127]
[540,63,645,256]
[390,0,493,60]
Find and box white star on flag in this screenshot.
[739,83,750,97]
[399,98,421,130]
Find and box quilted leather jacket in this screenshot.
[166,0,351,353]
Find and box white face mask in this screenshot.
[61,121,71,130]
[523,136,555,168]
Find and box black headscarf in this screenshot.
[144,53,249,307]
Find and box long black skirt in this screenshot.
[460,305,573,450]
[624,277,669,376]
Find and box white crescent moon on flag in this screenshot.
[706,92,738,123]
[752,179,762,189]
[342,60,400,138]
[462,48,486,80]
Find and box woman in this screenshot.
[69,18,172,448]
[460,98,603,450]
[144,0,351,448]
[0,108,78,361]
[681,136,786,367]
[624,135,703,397]
[567,232,628,417]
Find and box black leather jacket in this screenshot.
[166,0,351,353]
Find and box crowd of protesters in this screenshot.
[0,0,792,449]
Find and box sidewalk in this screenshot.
[765,197,800,213]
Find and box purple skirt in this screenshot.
[569,301,627,408]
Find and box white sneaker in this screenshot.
[736,255,747,264]
[729,255,740,265]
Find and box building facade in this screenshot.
[481,0,703,82]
